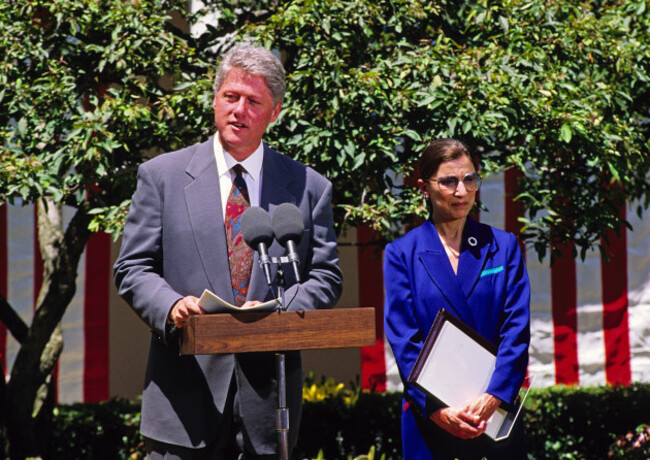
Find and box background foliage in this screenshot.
[3,0,648,256]
[2,383,646,460]
[524,383,650,459]
[0,0,207,218]
[0,1,211,456]
[249,0,650,259]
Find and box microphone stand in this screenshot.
[270,255,290,460]
[271,255,289,312]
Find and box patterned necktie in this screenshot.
[225,164,253,307]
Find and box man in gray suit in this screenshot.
[114,44,343,459]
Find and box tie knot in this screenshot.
[232,164,246,178]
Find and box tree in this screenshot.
[248,0,650,260]
[0,0,215,456]
[1,0,649,457]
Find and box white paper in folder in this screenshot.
[409,309,531,441]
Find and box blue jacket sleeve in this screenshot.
[486,232,531,406]
[383,242,441,418]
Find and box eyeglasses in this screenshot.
[426,172,482,192]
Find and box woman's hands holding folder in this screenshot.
[465,392,501,422]
[430,406,485,439]
[429,393,501,439]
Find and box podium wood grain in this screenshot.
[180,307,376,355]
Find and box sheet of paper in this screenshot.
[198,289,279,313]
[411,317,534,441]
[416,320,496,409]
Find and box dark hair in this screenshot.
[419,138,473,180]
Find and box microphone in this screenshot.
[271,203,304,283]
[241,206,274,286]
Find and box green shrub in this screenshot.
[12,383,649,459]
[608,424,650,460]
[48,398,144,460]
[524,383,650,459]
[296,391,402,459]
[299,379,650,459]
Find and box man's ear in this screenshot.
[270,102,282,123]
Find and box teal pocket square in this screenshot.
[480,266,504,277]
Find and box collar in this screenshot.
[213,135,264,181]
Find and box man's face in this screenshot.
[213,67,282,161]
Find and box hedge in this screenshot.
[7,383,650,459]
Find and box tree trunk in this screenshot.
[5,199,91,459]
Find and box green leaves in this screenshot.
[1,0,208,218]
[560,124,572,144]
[2,0,649,259]
[254,0,650,258]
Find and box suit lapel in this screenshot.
[458,217,493,299]
[418,220,477,326]
[418,219,492,329]
[246,145,298,303]
[184,138,234,302]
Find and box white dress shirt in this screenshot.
[213,135,264,221]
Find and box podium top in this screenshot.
[180,307,376,355]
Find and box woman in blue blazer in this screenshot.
[384,138,530,459]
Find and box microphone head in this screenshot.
[272,203,304,246]
[241,206,274,248]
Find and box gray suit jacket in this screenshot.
[114,137,343,453]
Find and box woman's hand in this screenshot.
[429,393,501,439]
[429,406,486,439]
[465,393,501,423]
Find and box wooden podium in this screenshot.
[179,307,376,355]
[179,307,376,460]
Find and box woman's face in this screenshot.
[418,155,478,223]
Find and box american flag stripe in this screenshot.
[601,205,632,385]
[83,231,111,402]
[551,242,580,385]
[358,224,387,392]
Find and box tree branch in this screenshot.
[7,199,92,426]
[0,294,28,344]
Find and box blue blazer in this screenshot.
[114,138,342,452]
[384,218,530,419]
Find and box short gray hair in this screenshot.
[213,44,286,105]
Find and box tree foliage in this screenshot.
[4,0,647,254]
[247,0,650,259]
[0,0,211,457]
[0,0,210,228]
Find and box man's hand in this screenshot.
[167,296,202,328]
[241,300,263,308]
